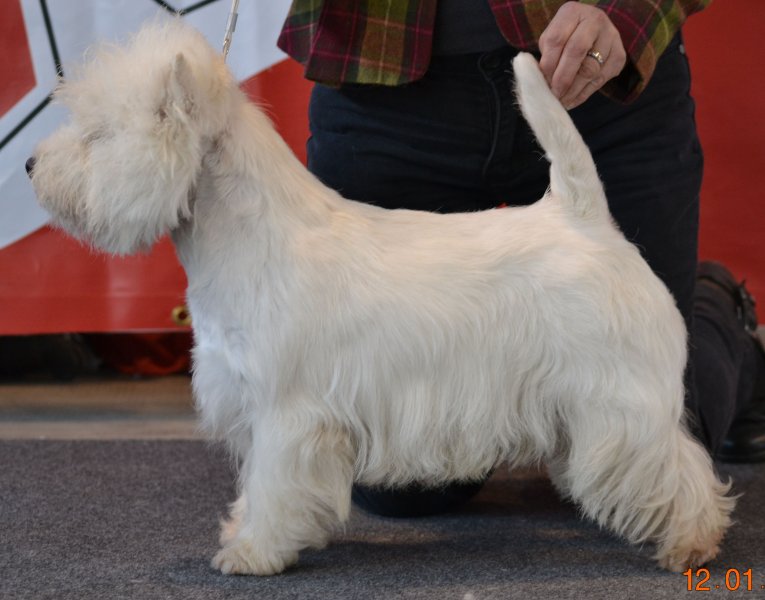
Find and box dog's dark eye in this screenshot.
[82,129,107,145]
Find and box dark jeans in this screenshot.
[306,34,749,517]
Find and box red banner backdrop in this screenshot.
[0,0,36,116]
[690,0,765,299]
[0,1,762,334]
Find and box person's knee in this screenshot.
[351,479,487,518]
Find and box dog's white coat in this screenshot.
[31,20,733,576]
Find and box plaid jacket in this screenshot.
[277,0,711,102]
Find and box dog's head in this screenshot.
[28,19,238,254]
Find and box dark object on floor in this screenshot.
[83,333,192,376]
[0,334,100,381]
[1,440,761,600]
[0,333,192,381]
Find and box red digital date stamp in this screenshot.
[685,568,761,591]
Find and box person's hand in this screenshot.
[538,2,627,109]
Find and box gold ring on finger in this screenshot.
[586,49,605,66]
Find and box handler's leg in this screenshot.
[561,34,761,455]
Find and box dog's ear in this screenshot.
[154,51,203,169]
[159,53,197,121]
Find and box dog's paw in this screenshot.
[657,543,721,573]
[212,541,297,576]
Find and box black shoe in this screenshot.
[697,261,758,335]
[717,327,765,462]
[698,262,765,463]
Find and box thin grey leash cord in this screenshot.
[222,0,240,61]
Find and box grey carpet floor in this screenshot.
[1,440,763,600]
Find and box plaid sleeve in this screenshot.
[489,0,711,103]
[580,0,712,102]
[277,0,324,66]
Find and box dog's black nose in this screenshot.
[25,157,36,177]
[26,156,35,177]
[25,156,36,176]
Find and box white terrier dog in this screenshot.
[29,20,733,575]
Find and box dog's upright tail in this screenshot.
[512,52,609,221]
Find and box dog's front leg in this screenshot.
[212,402,355,575]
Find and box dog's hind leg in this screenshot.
[550,387,734,571]
[212,400,354,575]
[650,427,735,571]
